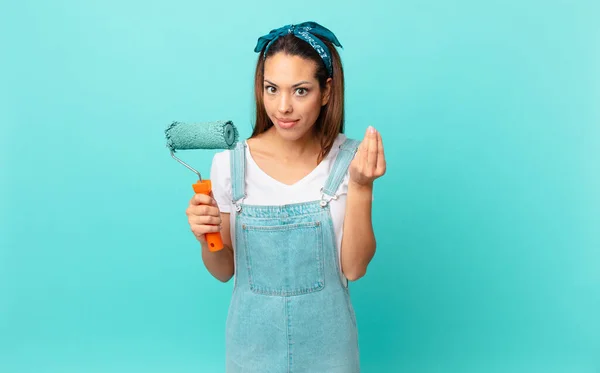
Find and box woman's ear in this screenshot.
[321,78,333,106]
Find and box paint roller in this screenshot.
[165,120,239,251]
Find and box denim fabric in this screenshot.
[226,139,361,373]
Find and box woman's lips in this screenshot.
[276,118,299,129]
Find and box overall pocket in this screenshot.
[242,221,324,296]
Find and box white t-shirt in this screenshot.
[210,133,351,282]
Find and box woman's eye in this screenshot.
[265,86,277,94]
[296,88,308,96]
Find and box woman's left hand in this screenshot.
[349,126,386,187]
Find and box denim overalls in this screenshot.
[225,138,362,373]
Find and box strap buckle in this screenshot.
[319,187,338,207]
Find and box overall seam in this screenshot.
[286,297,292,373]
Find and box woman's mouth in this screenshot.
[276,118,299,129]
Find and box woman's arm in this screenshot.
[340,127,386,281]
[187,191,235,282]
[340,182,376,281]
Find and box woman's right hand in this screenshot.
[186,193,222,244]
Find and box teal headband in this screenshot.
[254,21,343,77]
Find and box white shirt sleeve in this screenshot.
[337,172,351,197]
[210,150,232,213]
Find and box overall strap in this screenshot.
[230,141,246,206]
[321,138,361,201]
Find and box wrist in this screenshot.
[348,180,373,195]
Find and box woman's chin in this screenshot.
[273,126,310,142]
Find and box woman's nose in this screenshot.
[277,94,292,114]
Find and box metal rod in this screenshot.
[170,151,202,181]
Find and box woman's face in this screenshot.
[263,52,331,142]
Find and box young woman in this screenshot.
[186,21,386,372]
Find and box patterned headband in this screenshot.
[254,21,343,77]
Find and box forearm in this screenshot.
[201,243,235,282]
[340,181,376,281]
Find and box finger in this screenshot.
[376,131,386,174]
[188,204,221,217]
[357,140,367,167]
[356,128,370,164]
[356,126,375,167]
[191,215,221,226]
[205,224,222,233]
[191,193,214,206]
[367,126,378,169]
[192,224,221,236]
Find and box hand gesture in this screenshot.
[349,126,386,187]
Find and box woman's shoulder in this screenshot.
[327,133,346,153]
[332,133,362,148]
[333,132,348,145]
[211,148,231,167]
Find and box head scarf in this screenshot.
[254,21,343,76]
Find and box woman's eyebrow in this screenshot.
[264,79,312,88]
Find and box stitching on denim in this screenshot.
[324,213,348,290]
[243,223,325,296]
[230,142,246,203]
[242,224,254,288]
[239,210,326,221]
[236,212,325,223]
[232,220,239,289]
[248,284,324,297]
[286,298,293,373]
[243,221,320,232]
[238,202,325,216]
[239,200,322,209]
[322,138,360,196]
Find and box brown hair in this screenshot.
[251,34,345,163]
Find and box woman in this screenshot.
[186,21,386,372]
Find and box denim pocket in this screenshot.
[242,221,324,296]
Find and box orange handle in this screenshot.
[192,180,224,252]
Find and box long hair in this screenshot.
[251,34,345,163]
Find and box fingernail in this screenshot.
[368,126,376,134]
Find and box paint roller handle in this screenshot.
[192,180,224,252]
